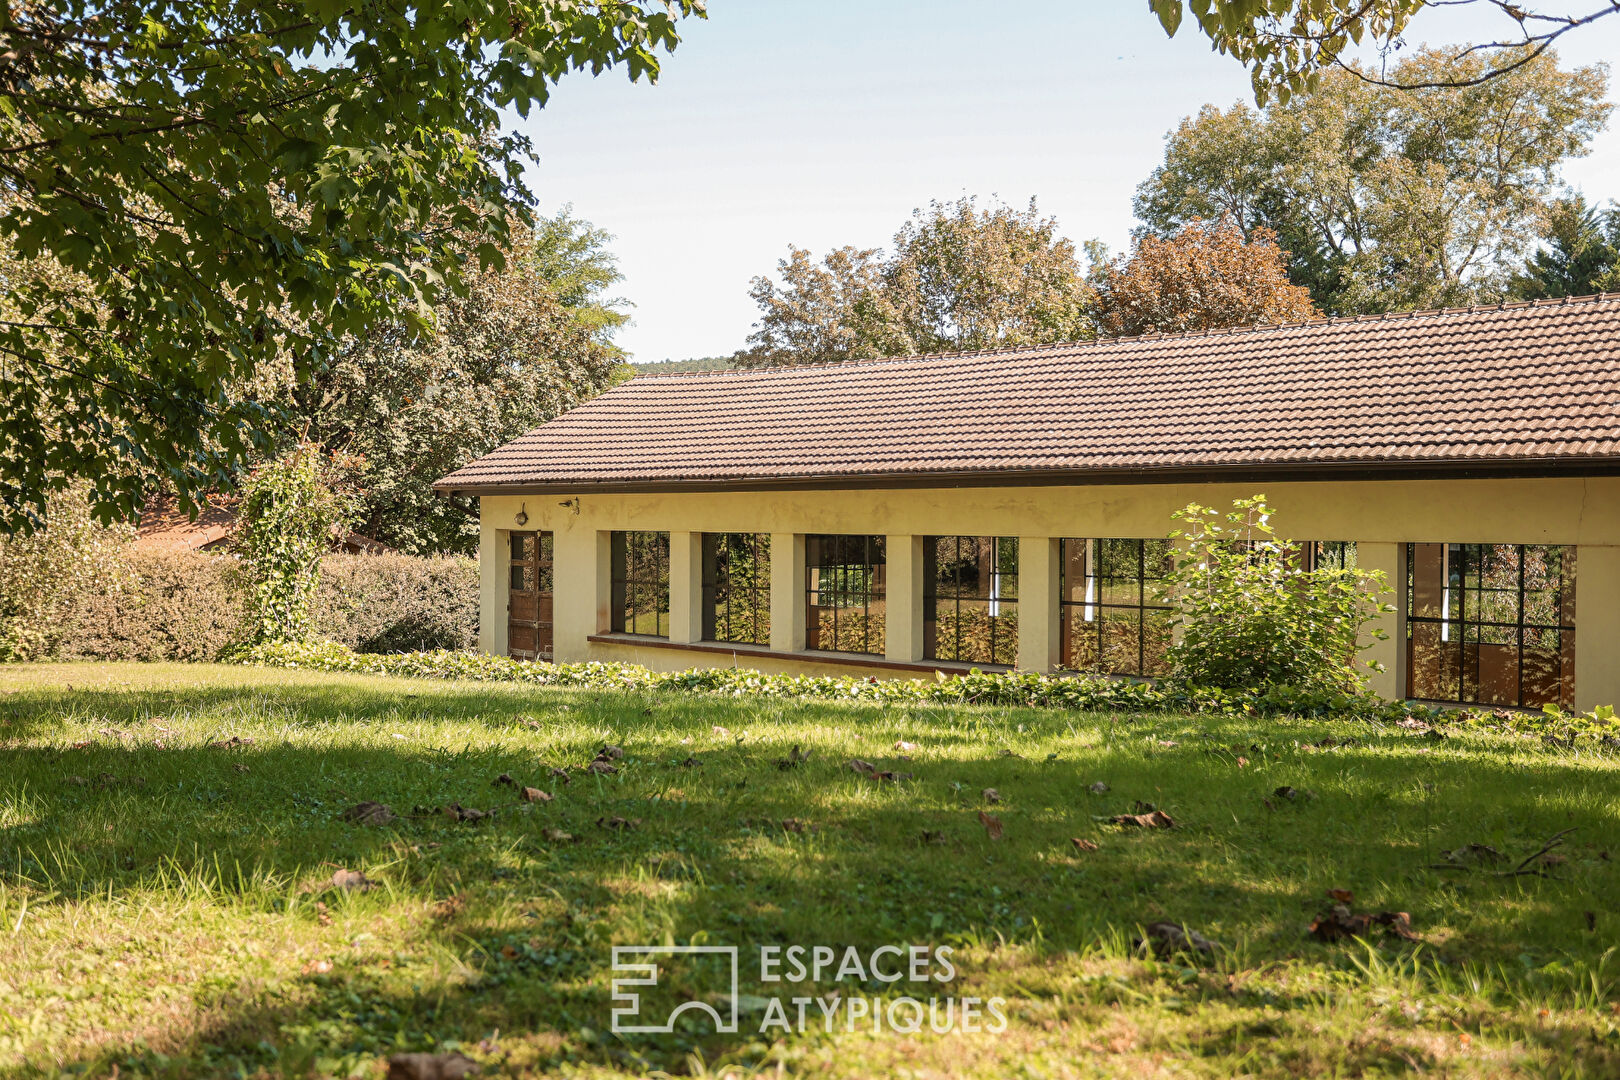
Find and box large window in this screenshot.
[806,535,886,655]
[703,533,771,646]
[924,536,1018,665]
[1058,538,1173,677]
[610,531,670,637]
[1407,543,1576,708]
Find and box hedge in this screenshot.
[52,550,478,662]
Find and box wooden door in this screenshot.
[508,531,554,661]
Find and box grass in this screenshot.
[0,662,1616,1078]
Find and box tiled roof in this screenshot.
[436,294,1620,492]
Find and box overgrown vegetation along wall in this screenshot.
[51,551,477,662]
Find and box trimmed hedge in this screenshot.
[53,550,478,661]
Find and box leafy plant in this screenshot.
[1162,495,1391,693]
[237,446,360,645]
[0,483,133,660]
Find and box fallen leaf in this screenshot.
[386,1051,479,1080]
[777,744,812,770]
[597,745,624,761]
[982,788,1001,804]
[210,735,254,749]
[341,802,396,826]
[1109,810,1176,829]
[1439,842,1504,867]
[680,755,699,768]
[920,829,947,845]
[977,810,1004,841]
[870,770,913,783]
[1087,781,1110,794]
[430,895,466,920]
[1236,756,1249,767]
[1157,740,1179,748]
[586,759,618,775]
[1308,903,1418,942]
[893,740,918,752]
[596,815,640,831]
[302,958,333,974]
[1135,921,1215,956]
[780,818,810,833]
[521,787,552,803]
[331,869,374,892]
[492,773,515,788]
[540,827,577,844]
[1132,800,1157,812]
[845,758,876,774]
[443,803,494,823]
[998,748,1024,759]
[314,901,332,926]
[1327,888,1353,903]
[712,725,732,738]
[232,762,249,773]
[548,766,571,785]
[1070,837,1099,852]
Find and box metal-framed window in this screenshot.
[924,536,1018,666]
[1058,538,1173,677]
[703,533,771,646]
[1406,543,1576,708]
[610,531,670,637]
[805,534,886,655]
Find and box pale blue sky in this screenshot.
[512,2,1620,363]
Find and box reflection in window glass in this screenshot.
[924,536,1018,665]
[703,533,771,646]
[611,531,670,637]
[1406,543,1575,708]
[805,535,886,655]
[1057,538,1173,677]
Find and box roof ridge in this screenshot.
[624,292,1620,381]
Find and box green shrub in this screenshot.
[50,550,476,661]
[0,486,134,661]
[55,549,243,662]
[238,445,359,644]
[1164,496,1392,694]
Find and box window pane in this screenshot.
[806,535,885,655]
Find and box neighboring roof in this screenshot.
[135,495,396,555]
[435,294,1620,494]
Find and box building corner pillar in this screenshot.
[1017,536,1060,673]
[770,533,806,653]
[886,534,925,664]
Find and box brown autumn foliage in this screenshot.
[1094,219,1319,337]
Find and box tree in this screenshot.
[282,229,621,556]
[1094,220,1318,337]
[0,0,699,535]
[1135,48,1611,313]
[738,197,1093,367]
[531,205,634,357]
[1511,195,1620,299]
[1148,0,1620,101]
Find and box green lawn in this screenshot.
[1,663,1616,1078]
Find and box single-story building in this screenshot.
[434,293,1620,711]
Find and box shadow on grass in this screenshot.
[2,673,1618,1076]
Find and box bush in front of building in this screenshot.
[1164,496,1392,694]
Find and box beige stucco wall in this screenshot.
[475,478,1620,710]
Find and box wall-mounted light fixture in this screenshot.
[514,503,529,526]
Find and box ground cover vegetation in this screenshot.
[0,662,1616,1078]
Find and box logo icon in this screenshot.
[610,945,739,1034]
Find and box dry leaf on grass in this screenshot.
[870,770,913,783]
[1108,810,1175,829]
[845,759,876,775]
[597,745,624,761]
[548,766,571,784]
[302,958,333,974]
[1308,890,1419,942]
[777,744,812,770]
[596,815,640,831]
[780,818,812,833]
[331,869,374,892]
[1135,921,1216,956]
[210,735,254,749]
[386,1051,479,1080]
[430,895,466,920]
[977,810,1004,841]
[586,759,618,775]
[521,787,552,803]
[540,828,578,844]
[341,802,396,825]
[443,803,495,823]
[921,830,947,845]
[1070,838,1099,853]
[982,788,1001,804]
[1087,781,1110,794]
[893,740,918,752]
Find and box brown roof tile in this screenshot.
[435,294,1620,491]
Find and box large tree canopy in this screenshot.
[1134,48,1610,314]
[279,223,624,556]
[1094,220,1319,337]
[0,0,699,534]
[1511,194,1620,299]
[739,197,1093,367]
[1149,0,1620,100]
